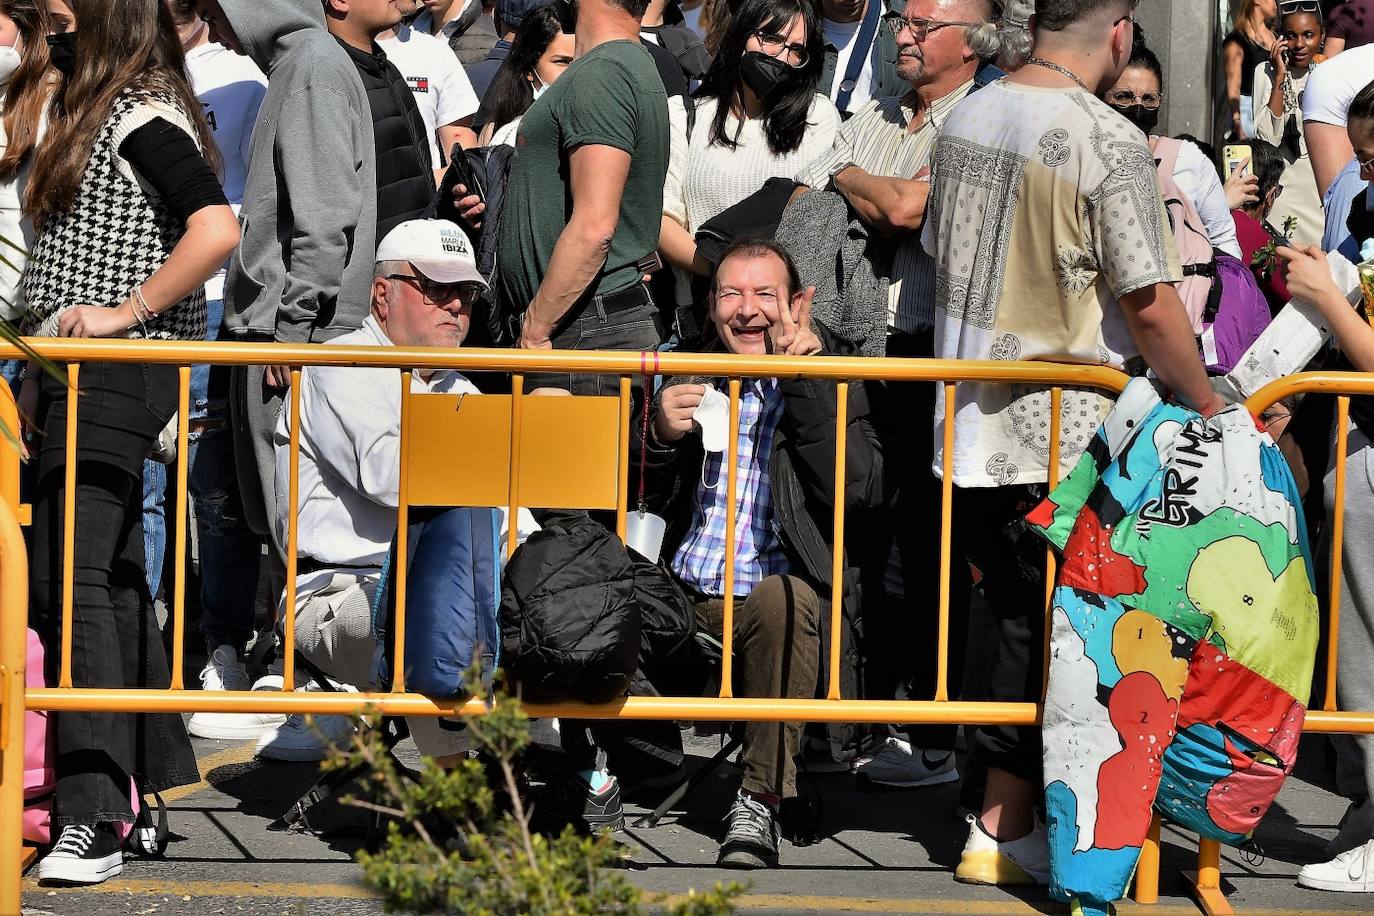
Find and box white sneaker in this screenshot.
[853,737,959,788]
[254,681,358,762]
[1298,839,1374,892]
[954,814,1050,886]
[188,647,288,740]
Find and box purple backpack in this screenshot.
[1200,250,1273,375]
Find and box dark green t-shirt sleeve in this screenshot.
[559,58,639,155]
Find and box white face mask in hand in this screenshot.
[693,386,730,454]
[0,45,21,85]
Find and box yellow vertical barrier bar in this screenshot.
[59,363,80,689]
[282,369,302,694]
[1134,811,1161,904]
[1325,397,1350,712]
[0,382,19,515]
[1043,387,1062,697]
[718,378,741,699]
[0,500,27,915]
[825,383,848,701]
[935,383,955,702]
[617,376,631,542]
[393,371,413,694]
[169,367,191,690]
[507,373,524,558]
[1186,837,1233,915]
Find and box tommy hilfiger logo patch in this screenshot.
[406,76,430,93]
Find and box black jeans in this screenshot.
[524,298,663,396]
[952,484,1048,784]
[30,362,199,825]
[864,329,972,753]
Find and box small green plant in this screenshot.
[1251,215,1301,282]
[324,668,742,915]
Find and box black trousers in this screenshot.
[952,484,1048,784]
[30,362,198,825]
[863,329,972,753]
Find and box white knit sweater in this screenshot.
[664,92,840,305]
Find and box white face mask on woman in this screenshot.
[530,74,549,100]
[0,40,23,86]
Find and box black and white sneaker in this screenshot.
[718,790,781,869]
[534,769,625,832]
[37,823,124,886]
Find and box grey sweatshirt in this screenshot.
[220,0,377,343]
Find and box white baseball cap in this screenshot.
[376,219,487,289]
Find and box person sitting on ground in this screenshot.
[258,219,537,764]
[636,236,888,869]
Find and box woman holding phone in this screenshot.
[1251,0,1325,245]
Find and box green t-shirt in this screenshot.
[496,40,669,318]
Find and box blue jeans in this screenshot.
[189,424,261,652]
[141,298,247,611]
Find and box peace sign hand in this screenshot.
[769,287,822,356]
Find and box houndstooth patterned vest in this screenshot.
[24,89,207,341]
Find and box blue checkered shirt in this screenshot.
[671,379,790,598]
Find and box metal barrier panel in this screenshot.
[4,340,1374,915]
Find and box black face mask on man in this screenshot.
[739,50,791,100]
[1109,102,1159,136]
[47,32,76,77]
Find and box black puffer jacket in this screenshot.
[631,323,892,758]
[338,38,434,241]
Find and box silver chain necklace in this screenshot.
[1026,57,1091,93]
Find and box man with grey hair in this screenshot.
[258,219,537,764]
[922,0,1223,889]
[794,0,1005,795]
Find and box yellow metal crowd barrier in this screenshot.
[1,338,1373,915]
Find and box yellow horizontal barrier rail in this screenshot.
[6,338,1374,916]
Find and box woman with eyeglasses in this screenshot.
[1223,0,1279,140]
[1250,1,1325,245]
[1103,41,1248,260]
[657,0,836,339]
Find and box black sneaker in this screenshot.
[37,823,124,886]
[718,790,780,868]
[534,770,625,833]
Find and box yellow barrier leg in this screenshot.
[0,501,28,911]
[1183,838,1234,915]
[1133,812,1161,904]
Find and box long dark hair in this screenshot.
[695,0,821,156]
[484,3,574,136]
[28,0,217,224]
[0,0,54,182]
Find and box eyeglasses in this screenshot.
[884,15,982,41]
[1106,89,1163,109]
[1279,1,1320,13]
[751,30,809,69]
[386,272,482,305]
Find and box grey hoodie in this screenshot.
[220,0,377,343]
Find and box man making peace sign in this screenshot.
[633,237,890,869]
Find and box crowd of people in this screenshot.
[7,0,1374,905]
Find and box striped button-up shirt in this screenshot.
[671,379,789,598]
[797,81,976,335]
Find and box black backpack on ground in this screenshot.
[499,514,641,704]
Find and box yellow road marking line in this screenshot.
[19,880,1360,915]
[159,740,261,804]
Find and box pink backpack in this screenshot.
[1150,136,1216,333]
[24,629,168,854]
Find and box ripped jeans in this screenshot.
[189,422,262,654]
